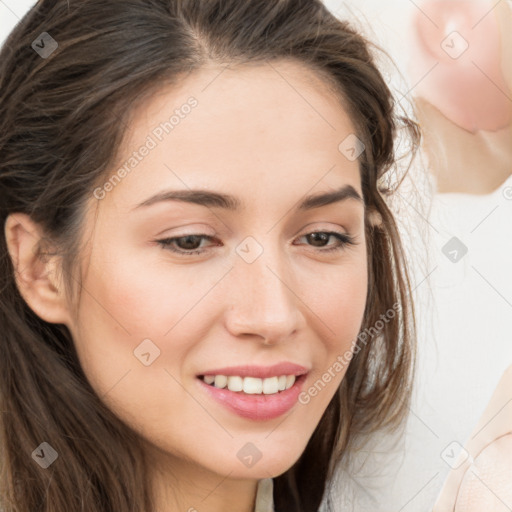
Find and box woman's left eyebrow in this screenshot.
[130,184,364,213]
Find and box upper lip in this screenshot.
[197,362,310,379]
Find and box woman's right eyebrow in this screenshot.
[130,184,364,213]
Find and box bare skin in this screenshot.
[410,0,512,195]
[415,96,512,195]
[5,60,371,512]
[434,365,512,511]
[411,4,512,508]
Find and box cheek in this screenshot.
[307,256,368,341]
[77,241,214,340]
[70,258,208,443]
[298,253,368,380]
[295,259,368,415]
[69,247,191,401]
[70,241,231,409]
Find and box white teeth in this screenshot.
[262,376,279,394]
[204,375,215,385]
[214,375,227,388]
[243,377,262,394]
[286,375,295,389]
[201,374,297,394]
[227,375,243,392]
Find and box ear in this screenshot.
[4,212,72,325]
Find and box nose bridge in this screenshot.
[224,237,302,341]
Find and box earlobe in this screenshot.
[4,212,71,325]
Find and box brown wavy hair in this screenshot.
[0,0,420,510]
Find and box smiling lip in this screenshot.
[197,372,307,421]
[196,362,309,379]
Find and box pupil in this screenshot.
[308,233,327,247]
[178,235,201,250]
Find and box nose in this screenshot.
[223,245,304,345]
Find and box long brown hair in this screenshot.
[0,1,420,510]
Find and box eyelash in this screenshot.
[155,231,357,257]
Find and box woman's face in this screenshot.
[68,60,368,485]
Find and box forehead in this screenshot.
[102,59,363,213]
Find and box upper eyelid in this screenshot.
[159,222,351,238]
[159,228,349,241]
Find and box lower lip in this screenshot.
[196,374,307,421]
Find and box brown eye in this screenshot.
[295,231,357,253]
[156,234,217,256]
